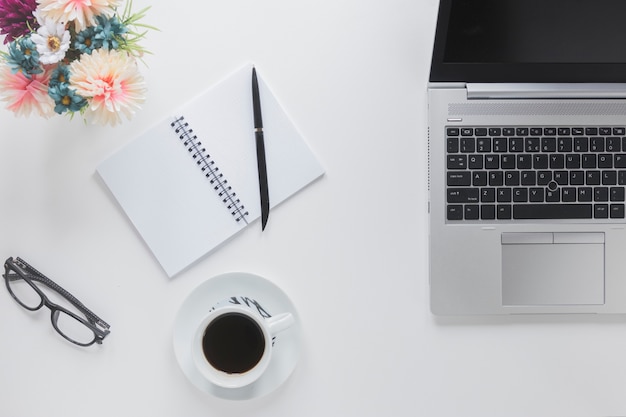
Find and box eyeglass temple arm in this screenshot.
[8,258,110,333]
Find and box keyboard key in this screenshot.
[447,155,467,169]
[513,204,592,219]
[550,154,565,169]
[557,137,572,152]
[488,128,501,136]
[607,137,621,152]
[537,171,552,185]
[586,171,601,185]
[529,188,544,202]
[602,171,617,185]
[607,204,624,217]
[578,187,592,202]
[533,154,549,169]
[562,187,576,202]
[594,204,609,219]
[468,154,483,169]
[485,155,499,169]
[517,154,532,169]
[497,205,512,219]
[542,137,557,152]
[473,171,488,186]
[583,154,597,168]
[501,155,516,169]
[553,171,568,185]
[481,204,496,220]
[570,170,585,185]
[481,188,496,202]
[611,187,625,201]
[546,189,560,202]
[530,127,543,136]
[574,137,589,152]
[594,187,609,202]
[513,188,528,202]
[474,128,487,136]
[476,138,491,152]
[505,171,520,186]
[461,128,473,136]
[525,138,540,152]
[590,137,605,152]
[447,172,471,186]
[447,188,479,203]
[497,188,512,202]
[465,205,480,220]
[615,154,626,168]
[565,154,580,168]
[447,205,463,220]
[493,138,508,152]
[521,171,536,186]
[447,128,460,136]
[509,138,524,152]
[489,171,504,186]
[447,137,459,153]
[460,138,475,153]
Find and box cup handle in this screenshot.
[266,312,294,335]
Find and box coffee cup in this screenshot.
[191,296,294,389]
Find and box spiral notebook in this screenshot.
[97,64,324,277]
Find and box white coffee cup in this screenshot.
[191,296,294,389]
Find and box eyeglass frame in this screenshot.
[2,257,111,347]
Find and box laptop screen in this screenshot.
[430,0,626,83]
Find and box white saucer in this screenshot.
[173,272,301,400]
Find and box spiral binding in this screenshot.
[170,116,249,224]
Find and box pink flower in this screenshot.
[0,0,39,43]
[36,0,122,31]
[69,48,146,126]
[0,65,55,118]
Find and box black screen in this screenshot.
[444,0,626,64]
[430,0,626,82]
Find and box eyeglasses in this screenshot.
[2,257,110,347]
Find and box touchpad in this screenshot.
[501,232,605,306]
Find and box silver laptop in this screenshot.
[428,0,626,315]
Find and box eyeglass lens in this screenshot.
[53,310,99,346]
[5,265,101,346]
[6,275,43,310]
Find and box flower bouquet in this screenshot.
[0,0,154,126]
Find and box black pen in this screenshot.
[252,67,270,230]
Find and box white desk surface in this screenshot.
[1,1,625,416]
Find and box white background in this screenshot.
[1,0,625,416]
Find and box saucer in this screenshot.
[172,272,301,400]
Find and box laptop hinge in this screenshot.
[467,83,626,99]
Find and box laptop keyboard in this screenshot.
[446,126,626,221]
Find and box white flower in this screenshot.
[70,49,146,126]
[31,18,70,65]
[36,0,122,32]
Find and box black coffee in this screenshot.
[202,312,265,374]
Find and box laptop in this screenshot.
[428,0,626,315]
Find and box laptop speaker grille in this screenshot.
[449,102,626,116]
